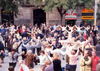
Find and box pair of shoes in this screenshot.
[0,65,2,67]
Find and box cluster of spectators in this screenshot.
[0,22,100,71]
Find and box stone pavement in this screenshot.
[0,55,81,71]
[0,38,81,71]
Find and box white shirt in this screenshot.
[23,64,30,71]
[38,55,52,65]
[51,49,67,60]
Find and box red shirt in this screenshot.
[91,56,99,70]
[20,67,24,71]
[84,35,87,39]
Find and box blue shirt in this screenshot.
[0,29,7,34]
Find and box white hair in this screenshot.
[19,60,24,64]
[27,50,32,53]
[23,37,27,40]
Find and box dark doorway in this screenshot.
[33,9,46,26]
[1,9,14,25]
[66,20,76,26]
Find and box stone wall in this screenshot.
[48,8,65,25]
[14,7,33,25]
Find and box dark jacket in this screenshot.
[0,43,4,50]
[53,59,62,71]
[96,44,100,57]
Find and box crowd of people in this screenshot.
[0,22,100,71]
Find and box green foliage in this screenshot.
[34,0,94,12]
[0,0,23,18]
[34,0,94,25]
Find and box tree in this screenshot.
[0,0,23,23]
[34,0,94,25]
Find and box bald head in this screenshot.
[19,60,23,66]
[84,50,89,58]
[44,60,51,66]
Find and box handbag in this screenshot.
[66,64,70,70]
[30,64,33,67]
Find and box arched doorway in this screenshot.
[1,9,14,25]
[33,9,46,26]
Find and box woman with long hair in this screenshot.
[53,52,62,71]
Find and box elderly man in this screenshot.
[6,49,24,70]
[96,39,100,57]
[19,60,30,71]
[80,51,91,71]
[21,50,35,69]
[91,51,99,71]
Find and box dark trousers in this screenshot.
[4,41,8,48]
[70,65,76,71]
[9,62,16,69]
[33,48,35,54]
[0,53,5,60]
[22,49,27,60]
[37,47,41,55]
[7,48,12,52]
[33,47,41,55]
[33,59,39,65]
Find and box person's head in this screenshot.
[53,52,60,60]
[84,50,89,58]
[52,41,56,46]
[67,43,71,47]
[13,42,18,49]
[37,36,41,40]
[13,38,16,42]
[2,26,4,29]
[54,33,58,37]
[1,50,4,53]
[40,50,45,56]
[11,49,16,54]
[92,51,96,57]
[9,35,12,39]
[19,60,24,66]
[8,66,14,71]
[27,50,32,55]
[84,31,87,35]
[71,50,76,55]
[23,37,27,41]
[47,45,52,49]
[79,32,82,36]
[29,69,34,71]
[44,60,51,66]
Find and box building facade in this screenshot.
[0,0,97,26]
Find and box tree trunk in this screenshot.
[9,13,11,24]
[60,15,63,25]
[57,7,66,26]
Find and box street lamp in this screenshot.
[94,0,98,25]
